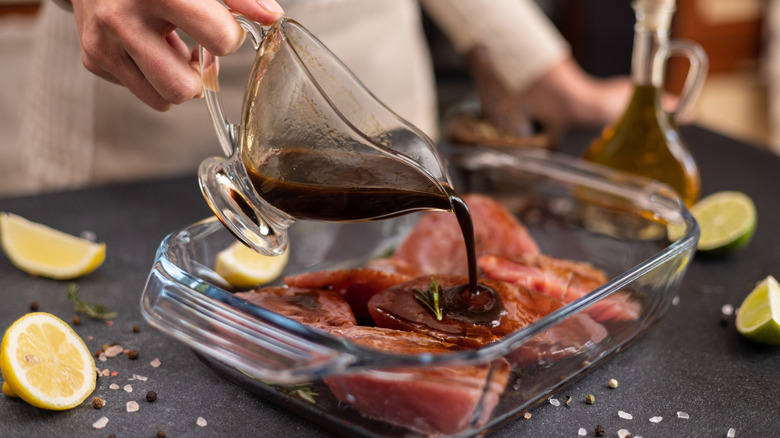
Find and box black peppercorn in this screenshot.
[157,431,166,438]
[128,349,139,360]
[595,424,606,436]
[132,324,141,333]
[92,397,105,409]
[146,391,157,402]
[29,301,39,311]
[72,315,82,326]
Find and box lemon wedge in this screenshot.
[736,275,780,345]
[0,312,96,410]
[215,240,289,289]
[0,212,106,280]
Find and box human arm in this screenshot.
[69,0,283,111]
[422,0,632,129]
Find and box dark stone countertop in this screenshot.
[1,126,778,437]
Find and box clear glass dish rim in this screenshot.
[141,148,699,373]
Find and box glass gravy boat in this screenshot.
[199,16,453,256]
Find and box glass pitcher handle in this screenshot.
[667,39,709,123]
[199,15,266,157]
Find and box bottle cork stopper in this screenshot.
[635,0,676,31]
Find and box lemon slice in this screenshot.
[215,241,289,289]
[736,276,780,345]
[0,212,106,280]
[690,191,756,255]
[0,312,97,409]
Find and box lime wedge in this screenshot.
[736,276,780,345]
[690,191,756,255]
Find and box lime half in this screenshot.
[736,276,780,345]
[691,191,756,255]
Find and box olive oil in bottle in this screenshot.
[583,0,707,207]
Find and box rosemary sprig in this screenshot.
[66,283,118,320]
[239,369,319,404]
[280,383,319,404]
[414,277,443,321]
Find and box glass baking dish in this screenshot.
[141,147,698,438]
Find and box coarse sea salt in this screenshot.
[618,410,633,420]
[197,417,208,427]
[130,374,148,382]
[617,429,631,438]
[123,384,133,393]
[649,416,663,423]
[109,383,120,390]
[104,345,124,358]
[677,411,690,419]
[727,428,736,437]
[722,304,735,316]
[92,416,109,429]
[578,427,586,436]
[549,398,560,407]
[126,401,140,413]
[150,358,161,368]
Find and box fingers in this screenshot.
[122,27,203,109]
[70,0,284,111]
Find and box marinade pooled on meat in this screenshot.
[368,274,607,364]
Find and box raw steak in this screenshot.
[479,254,640,321]
[390,194,539,276]
[323,325,511,436]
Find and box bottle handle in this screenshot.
[666,39,709,123]
[199,15,266,157]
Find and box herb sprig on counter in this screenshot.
[67,283,117,320]
[414,277,443,321]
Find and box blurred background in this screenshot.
[0,0,775,155]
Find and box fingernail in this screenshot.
[257,0,284,15]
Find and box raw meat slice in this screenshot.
[235,286,356,329]
[324,325,511,436]
[478,254,640,321]
[390,194,539,276]
[284,268,412,318]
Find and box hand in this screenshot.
[71,0,284,111]
[523,58,682,128]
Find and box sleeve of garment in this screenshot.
[420,0,570,93]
